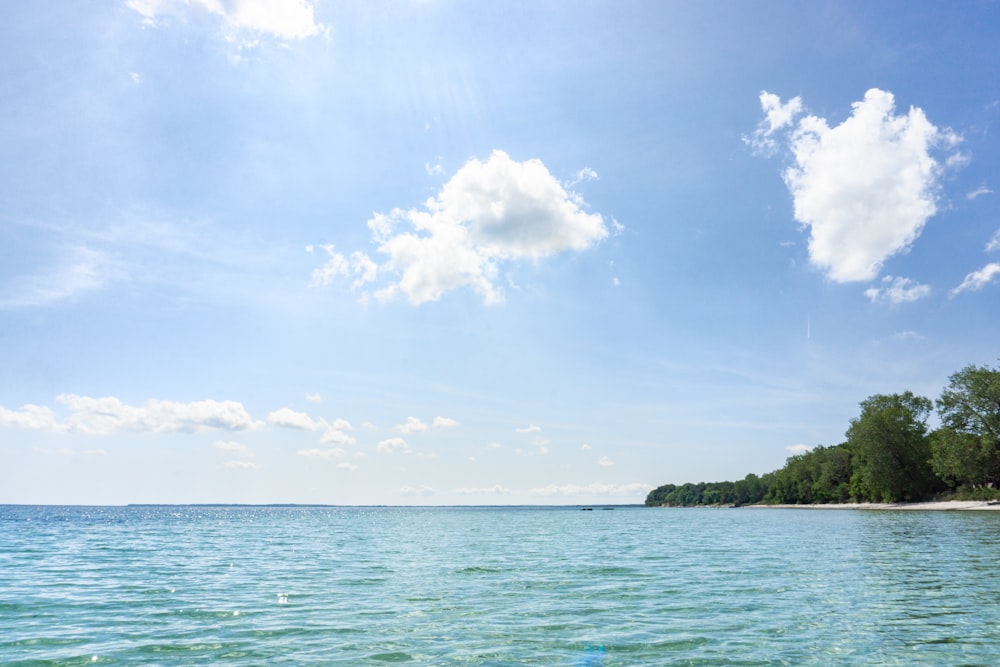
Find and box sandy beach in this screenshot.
[744,500,1000,511]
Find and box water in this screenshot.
[1,505,999,666]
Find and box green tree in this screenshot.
[846,392,941,502]
[933,364,1000,488]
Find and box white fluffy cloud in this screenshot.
[377,437,410,454]
[0,404,63,431]
[267,407,323,430]
[60,395,261,435]
[0,396,261,435]
[864,276,931,304]
[756,89,960,283]
[395,417,429,434]
[597,456,615,467]
[432,416,460,429]
[127,0,325,40]
[213,440,254,457]
[310,151,608,305]
[951,263,1000,296]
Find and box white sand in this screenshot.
[744,501,1000,511]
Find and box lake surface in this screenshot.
[2,505,999,666]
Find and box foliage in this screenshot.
[932,364,1000,488]
[845,392,942,503]
[645,362,1000,508]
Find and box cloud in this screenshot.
[57,395,261,435]
[377,437,410,454]
[516,423,541,433]
[891,331,925,342]
[395,417,429,434]
[786,444,814,455]
[597,456,615,467]
[745,91,804,154]
[986,229,1000,252]
[951,263,1000,296]
[267,407,323,431]
[432,416,460,429]
[213,440,254,457]
[336,462,358,472]
[757,89,959,282]
[305,392,322,403]
[0,246,127,309]
[580,444,592,451]
[967,186,993,200]
[308,245,378,291]
[126,0,326,40]
[864,276,931,304]
[311,151,608,305]
[320,424,356,446]
[0,404,64,431]
[533,437,551,455]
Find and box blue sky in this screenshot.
[2,0,999,505]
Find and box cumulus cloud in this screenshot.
[755,88,960,283]
[310,151,608,305]
[433,416,460,429]
[0,396,261,435]
[336,462,358,472]
[597,456,615,467]
[267,407,323,431]
[516,423,541,433]
[377,437,410,454]
[951,263,1000,296]
[126,0,326,40]
[213,440,254,457]
[60,395,260,435]
[0,404,64,431]
[786,444,814,455]
[745,92,804,154]
[395,417,428,434]
[864,276,931,304]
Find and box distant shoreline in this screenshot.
[741,500,1000,511]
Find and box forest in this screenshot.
[645,363,1000,507]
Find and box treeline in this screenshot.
[646,363,1000,507]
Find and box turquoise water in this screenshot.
[2,506,999,666]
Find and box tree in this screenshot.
[846,392,941,503]
[933,364,1000,488]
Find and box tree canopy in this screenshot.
[645,361,1000,507]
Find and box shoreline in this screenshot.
[742,500,1000,511]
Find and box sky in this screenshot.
[1,0,999,505]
